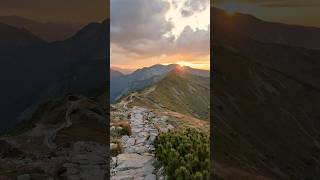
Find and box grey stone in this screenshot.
[123,138,135,147]
[135,137,148,145]
[116,154,153,171]
[17,174,31,180]
[122,135,129,142]
[145,174,156,180]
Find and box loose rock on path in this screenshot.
[111,106,170,180]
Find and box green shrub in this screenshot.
[120,124,131,136]
[155,128,210,180]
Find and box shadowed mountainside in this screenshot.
[0,22,44,48]
[0,94,108,179]
[0,19,109,133]
[212,7,320,180]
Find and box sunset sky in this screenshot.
[111,0,210,71]
[0,0,108,23]
[213,0,320,28]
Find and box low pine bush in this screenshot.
[155,128,210,180]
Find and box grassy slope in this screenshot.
[133,71,210,121]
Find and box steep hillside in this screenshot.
[0,19,108,133]
[212,7,320,179]
[129,71,210,121]
[0,94,107,179]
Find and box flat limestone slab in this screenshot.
[116,153,153,171]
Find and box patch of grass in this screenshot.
[155,128,210,180]
[111,121,132,137]
[111,140,123,156]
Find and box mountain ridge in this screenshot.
[124,70,210,121]
[212,6,320,49]
[0,22,44,49]
[110,64,209,103]
[0,15,83,42]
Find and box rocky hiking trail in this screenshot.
[111,96,174,180]
[0,95,108,180]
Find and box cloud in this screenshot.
[111,0,173,55]
[111,0,210,60]
[181,0,209,17]
[181,9,194,17]
[176,26,210,56]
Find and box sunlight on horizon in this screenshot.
[111,0,210,71]
[112,59,210,72]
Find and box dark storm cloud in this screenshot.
[0,0,108,22]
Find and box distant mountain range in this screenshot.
[110,66,135,74]
[110,64,209,103]
[0,15,83,42]
[212,7,320,179]
[0,19,109,133]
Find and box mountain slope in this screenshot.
[0,94,107,179]
[0,22,44,48]
[212,7,320,49]
[110,64,209,102]
[212,7,320,179]
[0,15,83,42]
[128,71,210,120]
[0,19,109,133]
[110,69,124,78]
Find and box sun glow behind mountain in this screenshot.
[177,61,193,67]
[111,0,210,71]
[161,59,209,70]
